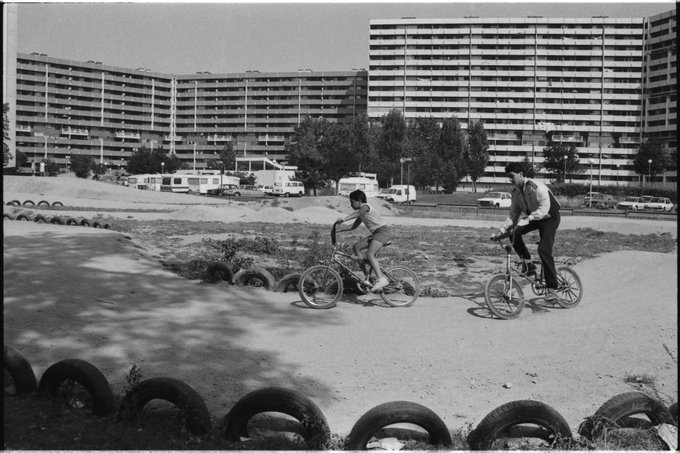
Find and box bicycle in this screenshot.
[298,224,420,309]
[485,225,583,320]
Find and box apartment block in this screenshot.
[368,14,676,185]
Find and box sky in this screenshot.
[14,1,676,75]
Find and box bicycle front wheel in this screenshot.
[379,266,420,307]
[554,266,583,308]
[298,265,343,309]
[484,274,525,320]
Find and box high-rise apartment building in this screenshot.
[369,13,676,185]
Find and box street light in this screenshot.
[563,155,568,183]
[647,159,652,187]
[161,161,165,174]
[616,164,620,185]
[400,157,414,202]
[588,159,595,208]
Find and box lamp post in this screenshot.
[563,155,568,183]
[588,159,594,208]
[400,157,414,202]
[647,159,652,187]
[616,164,620,185]
[161,161,165,174]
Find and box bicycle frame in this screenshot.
[493,227,547,294]
[326,224,378,289]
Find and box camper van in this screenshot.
[376,185,417,204]
[337,173,380,198]
[272,180,305,197]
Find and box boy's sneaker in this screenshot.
[521,262,537,277]
[545,288,559,301]
[370,276,389,292]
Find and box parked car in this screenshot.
[644,197,674,212]
[223,184,266,198]
[589,193,618,209]
[206,183,238,196]
[583,192,601,206]
[477,192,512,208]
[257,185,274,195]
[616,196,645,211]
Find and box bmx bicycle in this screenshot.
[298,224,419,309]
[485,225,583,320]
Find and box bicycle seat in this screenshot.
[383,241,392,247]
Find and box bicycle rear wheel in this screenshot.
[554,266,583,308]
[484,274,525,320]
[298,265,343,309]
[379,266,419,307]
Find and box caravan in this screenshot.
[337,173,380,198]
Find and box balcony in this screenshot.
[552,134,581,142]
[61,127,89,136]
[206,134,232,142]
[16,125,32,132]
[164,135,182,142]
[115,131,140,139]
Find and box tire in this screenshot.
[468,400,572,450]
[484,274,525,320]
[222,387,330,449]
[38,358,115,416]
[78,218,91,227]
[379,266,420,307]
[346,401,452,450]
[118,377,212,436]
[52,201,63,208]
[298,265,343,309]
[4,213,16,221]
[16,214,31,221]
[38,200,50,207]
[577,392,674,440]
[554,266,583,308]
[3,346,38,395]
[102,223,111,229]
[33,214,47,224]
[204,261,234,284]
[92,220,102,228]
[283,192,290,198]
[7,200,21,207]
[274,272,302,293]
[22,200,35,207]
[50,216,64,225]
[65,217,78,226]
[233,266,276,290]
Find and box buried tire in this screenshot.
[468,400,572,450]
[346,400,452,450]
[118,377,212,436]
[16,213,31,221]
[50,216,64,225]
[7,200,21,207]
[51,201,64,208]
[38,358,115,416]
[204,261,234,284]
[65,217,79,226]
[78,218,91,227]
[577,392,674,439]
[4,213,16,221]
[22,200,35,207]
[233,266,276,290]
[3,346,38,395]
[37,200,50,207]
[274,273,301,293]
[33,214,48,224]
[222,387,330,449]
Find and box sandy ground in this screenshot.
[3,176,678,439]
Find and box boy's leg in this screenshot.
[537,216,560,289]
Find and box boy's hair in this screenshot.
[505,162,525,175]
[349,189,367,203]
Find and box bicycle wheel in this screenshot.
[298,265,343,309]
[379,266,419,307]
[484,274,525,320]
[554,266,583,308]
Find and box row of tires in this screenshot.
[204,263,301,292]
[6,199,64,208]
[5,345,677,449]
[3,212,111,229]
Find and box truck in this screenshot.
[376,185,417,204]
[337,172,380,198]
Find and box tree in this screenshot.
[319,122,356,190]
[127,144,184,174]
[408,117,440,189]
[286,117,328,193]
[542,142,581,182]
[71,154,95,178]
[438,116,468,193]
[206,140,237,173]
[634,140,671,184]
[3,103,11,166]
[464,120,489,192]
[351,113,374,173]
[374,109,407,186]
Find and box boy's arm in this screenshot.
[336,205,368,225]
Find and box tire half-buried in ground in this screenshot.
[233,266,276,290]
[37,358,115,416]
[577,391,674,439]
[467,400,572,450]
[345,400,452,450]
[222,386,330,449]
[274,272,301,293]
[204,261,234,284]
[118,377,212,436]
[3,346,38,395]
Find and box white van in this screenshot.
[337,175,380,198]
[272,180,305,197]
[376,185,417,204]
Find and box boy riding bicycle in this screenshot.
[499,163,561,301]
[335,189,392,292]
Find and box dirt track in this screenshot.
[3,176,678,437]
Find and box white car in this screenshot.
[477,192,512,208]
[616,196,645,211]
[644,197,674,212]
